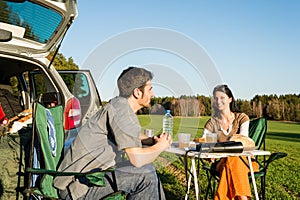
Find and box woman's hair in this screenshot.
[212,84,238,116]
[117,66,153,98]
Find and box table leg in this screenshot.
[248,156,259,200]
[185,157,199,200]
[191,158,199,200]
[185,167,191,200]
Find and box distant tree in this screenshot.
[239,100,252,117]
[296,103,300,122]
[47,52,79,70]
[251,100,263,118]
[197,95,211,116]
[162,96,174,111]
[0,1,10,24]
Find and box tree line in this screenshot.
[139,94,300,122]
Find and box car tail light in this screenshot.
[64,97,81,130]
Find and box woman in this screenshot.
[203,84,258,200]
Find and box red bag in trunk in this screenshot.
[0,104,5,121]
[0,104,8,125]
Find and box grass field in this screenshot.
[138,115,300,200]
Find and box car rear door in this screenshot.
[57,70,102,125]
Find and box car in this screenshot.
[0,1,102,199]
[0,0,102,132]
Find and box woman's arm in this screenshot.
[202,128,213,138]
[239,121,250,136]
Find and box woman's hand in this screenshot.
[204,158,216,163]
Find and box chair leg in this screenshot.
[205,173,217,200]
[261,175,266,200]
[205,174,212,200]
[212,178,217,198]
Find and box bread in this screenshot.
[193,138,205,143]
[229,134,256,151]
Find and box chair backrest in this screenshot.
[249,117,267,150]
[27,102,64,198]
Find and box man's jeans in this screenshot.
[76,162,166,200]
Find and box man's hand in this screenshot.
[154,133,172,150]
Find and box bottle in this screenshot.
[162,110,173,136]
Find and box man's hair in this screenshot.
[117,67,153,98]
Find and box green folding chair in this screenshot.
[203,117,287,200]
[248,152,287,200]
[245,117,287,200]
[24,102,124,200]
[25,102,64,198]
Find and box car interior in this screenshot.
[0,56,59,134]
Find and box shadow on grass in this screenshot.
[267,132,300,143]
[158,170,187,200]
[0,179,3,199]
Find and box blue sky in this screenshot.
[60,0,300,101]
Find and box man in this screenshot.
[54,67,172,199]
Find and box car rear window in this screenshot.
[0,1,62,43]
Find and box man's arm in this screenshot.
[125,133,172,168]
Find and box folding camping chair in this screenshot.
[23,101,124,200]
[203,117,287,200]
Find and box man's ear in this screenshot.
[133,88,141,99]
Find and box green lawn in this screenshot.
[139,115,300,200]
